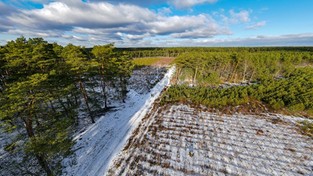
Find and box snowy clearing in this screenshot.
[62,66,175,176]
[108,104,313,175]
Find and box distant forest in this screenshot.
[117,46,313,58]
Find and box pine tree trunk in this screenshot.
[193,67,198,86]
[229,63,238,82]
[24,115,53,176]
[79,80,94,123]
[57,97,69,118]
[175,67,182,84]
[242,60,247,82]
[100,80,108,108]
[120,76,127,103]
[221,64,228,80]
[100,66,108,109]
[66,96,74,108]
[249,69,255,82]
[35,154,53,176]
[73,92,79,106]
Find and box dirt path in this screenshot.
[62,67,175,176]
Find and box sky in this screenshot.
[0,0,313,47]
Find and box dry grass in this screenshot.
[132,57,175,66]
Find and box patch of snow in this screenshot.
[108,104,313,175]
[62,66,175,176]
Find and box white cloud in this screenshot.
[228,9,250,23]
[190,33,313,46]
[9,1,156,29]
[118,33,151,41]
[170,0,217,8]
[3,0,297,47]
[0,2,16,15]
[149,14,219,35]
[5,1,228,42]
[246,21,266,30]
[171,27,231,38]
[7,28,62,38]
[115,33,313,47]
[0,2,16,31]
[157,7,172,16]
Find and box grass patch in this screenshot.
[132,57,164,66]
[132,57,175,67]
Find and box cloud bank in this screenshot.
[246,21,266,30]
[0,0,311,46]
[3,1,233,45]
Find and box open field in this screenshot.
[132,57,175,67]
[108,104,313,175]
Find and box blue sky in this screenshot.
[0,0,313,47]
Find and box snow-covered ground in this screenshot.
[62,66,175,176]
[108,104,313,175]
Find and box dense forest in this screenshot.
[160,50,313,118]
[0,37,133,175]
[118,47,313,58]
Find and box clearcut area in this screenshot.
[108,104,313,175]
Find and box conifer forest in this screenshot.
[1,37,313,175]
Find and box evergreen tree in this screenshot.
[62,44,98,123]
[91,44,114,108]
[0,37,74,175]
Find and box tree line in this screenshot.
[0,37,133,175]
[173,51,313,85]
[117,47,313,58]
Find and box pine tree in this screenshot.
[116,53,134,102]
[0,37,74,175]
[62,44,97,123]
[91,44,114,108]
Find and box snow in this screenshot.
[108,104,313,175]
[62,66,175,176]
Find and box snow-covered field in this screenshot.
[108,104,313,175]
[62,66,175,176]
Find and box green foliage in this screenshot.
[173,51,312,85]
[0,37,134,175]
[25,118,74,158]
[118,47,313,58]
[162,67,313,117]
[91,44,114,60]
[298,120,313,138]
[91,45,134,105]
[161,85,250,108]
[161,48,313,118]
